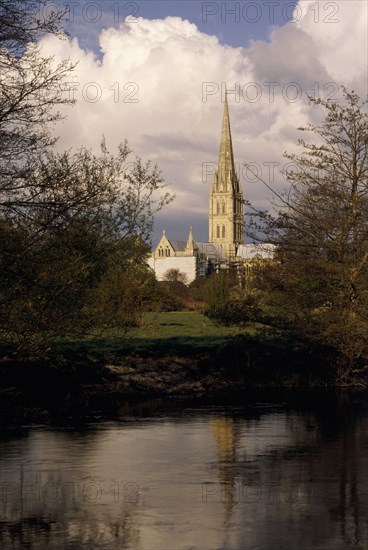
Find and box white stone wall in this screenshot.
[147,256,197,284]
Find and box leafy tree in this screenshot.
[188,277,208,307]
[90,241,164,329]
[0,2,174,353]
[204,271,261,326]
[204,272,234,322]
[163,268,189,285]
[252,88,368,371]
[0,141,173,347]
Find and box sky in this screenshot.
[39,0,368,245]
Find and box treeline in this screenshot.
[0,1,172,351]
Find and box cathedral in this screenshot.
[148,93,274,284]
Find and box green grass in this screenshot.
[136,311,242,340]
[107,311,247,355]
[55,311,253,359]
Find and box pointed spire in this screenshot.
[185,225,197,253]
[216,89,238,193]
[209,88,244,252]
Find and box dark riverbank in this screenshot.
[1,332,367,405]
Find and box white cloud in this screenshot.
[39,2,368,243]
[295,0,367,85]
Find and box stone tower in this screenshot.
[209,92,244,257]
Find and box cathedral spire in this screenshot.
[216,90,238,193]
[209,90,244,255]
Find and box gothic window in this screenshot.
[217,225,220,238]
[222,202,226,214]
[166,248,170,257]
[159,248,163,257]
[216,202,220,215]
[222,225,225,238]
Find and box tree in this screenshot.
[0,141,173,347]
[163,268,189,285]
[0,2,174,353]
[188,277,208,307]
[3,139,172,241]
[0,1,66,51]
[0,0,75,209]
[204,271,261,326]
[253,88,368,370]
[89,240,164,329]
[160,270,190,310]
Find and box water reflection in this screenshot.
[211,416,237,521]
[0,392,367,549]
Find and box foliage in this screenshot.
[90,245,163,329]
[203,272,261,326]
[187,277,208,310]
[205,292,263,327]
[163,268,189,285]
[3,139,172,242]
[204,272,234,310]
[0,142,172,348]
[188,278,207,301]
[203,270,262,326]
[0,1,174,355]
[159,281,190,311]
[250,88,368,370]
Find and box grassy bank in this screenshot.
[0,312,367,403]
[0,312,241,401]
[58,311,250,357]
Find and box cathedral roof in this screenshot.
[164,238,228,259]
[168,239,187,252]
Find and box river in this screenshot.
[0,391,367,549]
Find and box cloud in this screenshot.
[295,0,367,87]
[39,2,368,243]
